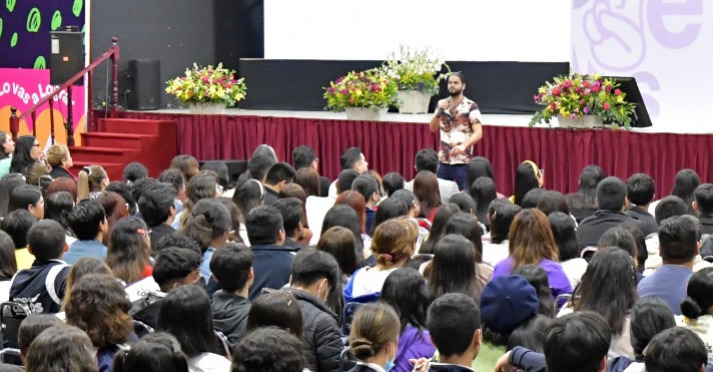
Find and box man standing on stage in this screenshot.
[429,72,483,190]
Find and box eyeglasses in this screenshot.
[32,143,40,148]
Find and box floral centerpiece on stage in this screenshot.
[165,63,247,114]
[323,68,398,121]
[381,46,450,113]
[529,72,636,128]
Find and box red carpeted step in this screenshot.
[98,118,174,135]
[70,146,137,164]
[81,132,155,150]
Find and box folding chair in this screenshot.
[0,302,32,349]
[0,348,22,365]
[133,319,154,339]
[214,330,231,359]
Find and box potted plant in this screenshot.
[381,46,450,114]
[323,68,398,121]
[529,72,636,128]
[165,63,247,114]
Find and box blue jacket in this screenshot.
[10,259,70,314]
[248,244,298,301]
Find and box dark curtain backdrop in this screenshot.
[119,111,711,196]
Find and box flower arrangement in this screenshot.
[529,72,637,128]
[381,46,450,96]
[323,68,399,111]
[165,63,247,106]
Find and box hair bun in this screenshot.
[350,338,376,359]
[681,296,703,319]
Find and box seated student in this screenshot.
[180,198,232,283]
[64,199,108,265]
[286,249,344,372]
[10,220,70,314]
[263,162,296,205]
[624,173,658,237]
[25,324,99,372]
[2,209,37,269]
[352,174,381,233]
[644,195,689,259]
[307,169,360,246]
[246,205,295,300]
[65,274,135,372]
[347,303,401,372]
[382,172,405,198]
[494,311,612,372]
[273,197,309,250]
[481,200,522,266]
[18,314,64,362]
[113,332,189,372]
[678,268,713,365]
[123,162,148,186]
[130,247,202,329]
[160,168,187,214]
[232,327,305,372]
[404,148,460,203]
[638,216,698,315]
[645,328,708,372]
[245,290,303,338]
[292,145,330,197]
[694,184,713,235]
[138,182,178,252]
[577,177,635,249]
[418,293,482,372]
[328,147,369,198]
[153,233,202,257]
[210,243,253,349]
[9,184,45,220]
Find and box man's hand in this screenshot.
[450,144,467,156]
[410,357,430,372]
[493,351,514,372]
[437,99,449,111]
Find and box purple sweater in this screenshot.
[492,257,573,298]
[393,325,436,372]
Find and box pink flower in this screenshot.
[563,80,572,88]
[574,86,582,93]
[550,103,557,111]
[583,89,590,96]
[605,85,612,93]
[340,89,348,95]
[327,87,336,94]
[202,77,209,83]
[579,100,585,105]
[603,102,611,110]
[583,81,591,88]
[571,113,576,119]
[591,86,600,93]
[614,89,622,96]
[553,88,561,96]
[370,85,382,92]
[335,77,344,84]
[583,106,590,114]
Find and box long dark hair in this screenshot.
[467,156,495,190]
[232,179,264,224]
[246,291,303,338]
[681,267,713,320]
[442,212,483,263]
[0,230,17,280]
[419,203,460,254]
[0,131,11,159]
[380,268,429,332]
[0,173,26,218]
[413,171,441,218]
[157,285,217,358]
[113,332,189,372]
[181,199,231,252]
[107,217,152,284]
[513,162,540,206]
[10,135,37,176]
[427,234,479,301]
[512,265,554,317]
[671,169,700,215]
[572,247,637,334]
[567,165,605,210]
[469,177,496,229]
[321,204,364,262]
[45,191,75,236]
[548,212,578,262]
[630,297,676,359]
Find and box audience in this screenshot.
[77,165,110,201]
[352,174,381,232]
[8,184,44,219]
[511,160,543,206]
[424,293,482,371]
[138,182,178,251]
[645,328,707,372]
[273,197,310,250]
[245,290,303,338]
[413,171,442,222]
[263,162,297,205]
[113,332,189,372]
[481,200,521,266]
[328,147,369,197]
[625,173,658,237]
[548,211,587,287]
[25,325,99,372]
[695,183,713,235]
[64,199,108,264]
[348,303,401,372]
[210,242,253,349]
[232,327,305,372]
[293,145,330,197]
[427,235,480,301]
[566,165,605,222]
[18,314,64,360]
[678,267,713,364]
[246,205,294,300]
[577,176,635,248]
[405,148,459,203]
[123,162,148,185]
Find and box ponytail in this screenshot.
[77,167,91,201]
[181,214,212,252]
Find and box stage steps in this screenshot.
[69,118,177,182]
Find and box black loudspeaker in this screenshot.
[49,29,84,85]
[198,160,248,182]
[127,59,161,110]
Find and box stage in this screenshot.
[113,108,713,196]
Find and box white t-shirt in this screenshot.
[189,352,231,372]
[348,267,397,299]
[481,240,510,267]
[560,258,589,288]
[0,280,11,303]
[677,314,713,365]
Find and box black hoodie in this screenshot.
[210,290,251,349]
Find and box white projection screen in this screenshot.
[264,0,572,62]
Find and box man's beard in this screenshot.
[448,88,462,97]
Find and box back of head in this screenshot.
[626,173,655,206]
[681,267,713,320]
[1,209,37,248]
[63,257,113,309]
[351,174,379,203]
[341,147,363,170]
[157,284,215,358]
[511,265,554,318]
[337,169,360,194]
[8,184,42,213]
[45,191,75,230]
[443,212,483,262]
[658,215,699,265]
[155,233,202,257]
[508,209,558,268]
[295,167,320,197]
[630,297,676,359]
[514,161,541,206]
[596,176,627,211]
[414,148,439,173]
[265,162,296,186]
[645,327,707,372]
[153,247,202,292]
[123,162,148,184]
[139,183,178,227]
[246,291,303,338]
[480,275,539,340]
[426,293,481,358]
[18,314,64,356]
[185,198,232,243]
[372,218,417,267]
[232,327,305,372]
[543,311,611,372]
[273,197,304,238]
[27,219,66,261]
[68,199,106,241]
[429,234,477,301]
[210,242,252,293]
[0,173,26,218]
[233,179,265,221]
[290,248,340,291]
[420,203,461,254]
[469,176,496,223]
[0,230,15,280]
[548,211,578,261]
[317,226,359,276]
[449,194,476,216]
[380,268,429,331]
[413,171,441,211]
[106,181,137,215]
[655,195,688,225]
[246,205,283,245]
[248,154,276,182]
[597,227,637,259]
[25,325,98,372]
[159,168,185,194]
[488,199,521,245]
[349,303,400,360]
[382,172,404,197]
[185,175,217,207]
[113,332,188,372]
[292,145,316,170]
[321,204,361,244]
[467,157,495,189]
[694,183,713,216]
[47,176,77,200]
[672,169,700,214]
[371,197,408,233]
[107,216,151,283]
[537,190,570,216]
[201,161,230,189]
[521,188,546,209]
[170,155,199,182]
[65,274,133,348]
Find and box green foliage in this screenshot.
[165,63,247,106]
[323,69,399,111]
[381,46,449,96]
